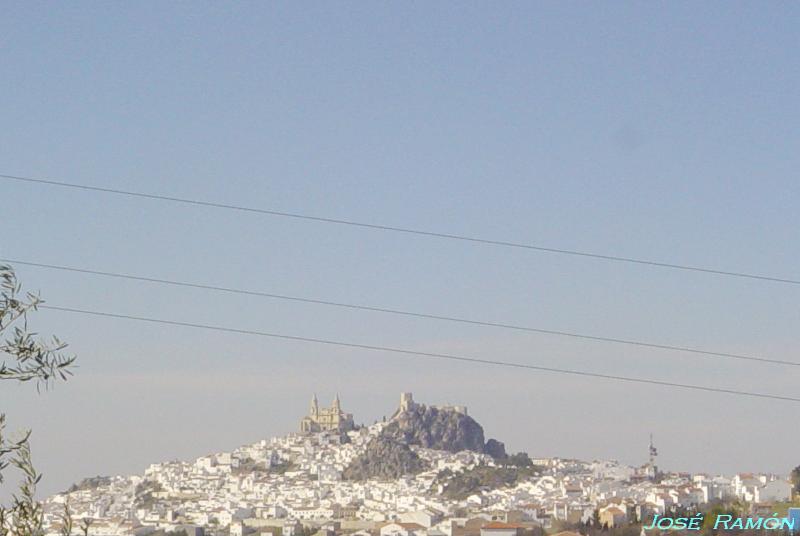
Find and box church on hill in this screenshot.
[299,394,355,433]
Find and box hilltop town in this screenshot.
[42,394,793,536]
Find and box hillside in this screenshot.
[342,436,430,480]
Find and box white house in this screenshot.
[380,522,427,536]
[400,509,443,528]
[755,480,792,503]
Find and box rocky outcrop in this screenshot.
[383,404,482,452]
[342,436,429,480]
[342,399,508,481]
[382,404,506,458]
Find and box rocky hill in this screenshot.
[342,401,507,480]
[382,403,506,458]
[342,436,429,480]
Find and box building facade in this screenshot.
[300,394,355,433]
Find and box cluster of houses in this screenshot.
[40,404,793,536]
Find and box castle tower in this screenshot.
[399,392,415,412]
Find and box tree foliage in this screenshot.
[434,463,541,500]
[0,264,77,536]
[791,465,800,494]
[0,265,75,386]
[503,451,534,468]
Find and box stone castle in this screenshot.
[299,394,355,433]
[398,392,467,415]
[299,392,468,434]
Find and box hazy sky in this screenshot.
[1,2,799,498]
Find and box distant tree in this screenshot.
[701,502,743,535]
[59,503,73,536]
[791,465,800,493]
[0,264,77,536]
[505,452,533,467]
[80,517,93,536]
[293,526,314,536]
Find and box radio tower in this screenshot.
[648,433,659,480]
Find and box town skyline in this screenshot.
[6,385,792,500]
[33,391,795,536]
[2,0,799,514]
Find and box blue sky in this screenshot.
[1,2,799,497]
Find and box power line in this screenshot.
[2,172,798,286]
[39,304,800,403]
[5,257,798,368]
